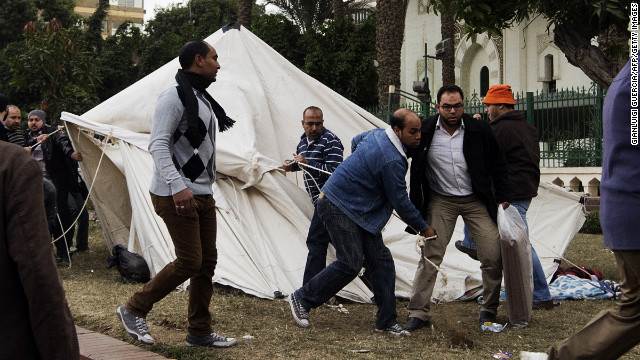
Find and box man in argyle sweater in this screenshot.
[116,40,237,349]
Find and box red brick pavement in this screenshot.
[76,326,170,360]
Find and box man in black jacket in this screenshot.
[458,84,557,310]
[404,85,511,331]
[24,110,82,262]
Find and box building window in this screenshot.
[117,0,142,8]
[480,66,489,97]
[543,54,557,93]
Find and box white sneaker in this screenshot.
[520,351,549,360]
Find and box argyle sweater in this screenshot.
[290,128,343,202]
[149,84,216,196]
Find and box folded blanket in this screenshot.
[548,275,621,300]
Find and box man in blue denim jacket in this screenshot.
[288,108,437,335]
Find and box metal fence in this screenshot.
[364,84,604,168]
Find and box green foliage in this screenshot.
[34,0,80,28]
[145,0,237,41]
[84,0,110,53]
[429,0,630,38]
[265,0,334,32]
[0,0,379,118]
[0,0,38,48]
[98,22,145,101]
[251,13,305,68]
[7,20,99,124]
[580,210,602,234]
[302,15,378,107]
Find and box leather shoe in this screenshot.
[455,240,478,260]
[532,300,560,310]
[478,310,496,324]
[403,317,429,331]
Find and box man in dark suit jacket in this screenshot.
[404,84,511,331]
[0,141,79,359]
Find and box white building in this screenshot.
[401,0,593,98]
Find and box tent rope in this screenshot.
[50,129,113,266]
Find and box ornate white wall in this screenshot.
[401,0,594,97]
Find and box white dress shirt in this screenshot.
[425,116,473,196]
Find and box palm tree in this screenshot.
[267,0,370,32]
[440,7,455,86]
[376,0,408,107]
[237,0,254,30]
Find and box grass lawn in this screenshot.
[58,220,640,359]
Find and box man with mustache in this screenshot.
[404,84,511,331]
[281,106,344,285]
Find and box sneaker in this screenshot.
[185,333,237,348]
[520,351,549,360]
[115,305,154,345]
[455,240,478,260]
[478,310,497,324]
[289,292,310,328]
[375,323,410,336]
[403,317,430,331]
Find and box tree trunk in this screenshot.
[553,23,619,88]
[376,0,408,107]
[237,0,254,31]
[333,0,345,23]
[440,7,455,86]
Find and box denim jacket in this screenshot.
[322,127,428,235]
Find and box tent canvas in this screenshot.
[61,24,585,304]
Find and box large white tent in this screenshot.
[61,24,585,304]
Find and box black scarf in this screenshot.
[175,69,235,149]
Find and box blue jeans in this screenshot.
[296,196,397,329]
[302,207,331,285]
[461,199,551,302]
[43,179,57,234]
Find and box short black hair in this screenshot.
[390,110,407,130]
[179,40,211,69]
[302,106,322,118]
[0,94,8,110]
[436,84,464,104]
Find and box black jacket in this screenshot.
[24,124,77,191]
[408,113,511,224]
[490,111,540,200]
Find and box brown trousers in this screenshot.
[408,193,503,321]
[127,193,218,336]
[548,250,640,360]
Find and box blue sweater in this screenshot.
[290,128,343,202]
[322,127,428,235]
[601,59,640,250]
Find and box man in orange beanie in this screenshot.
[456,84,558,310]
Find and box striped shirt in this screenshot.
[291,128,343,202]
[6,129,25,147]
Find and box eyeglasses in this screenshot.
[440,103,464,111]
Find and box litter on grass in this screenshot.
[481,322,507,332]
